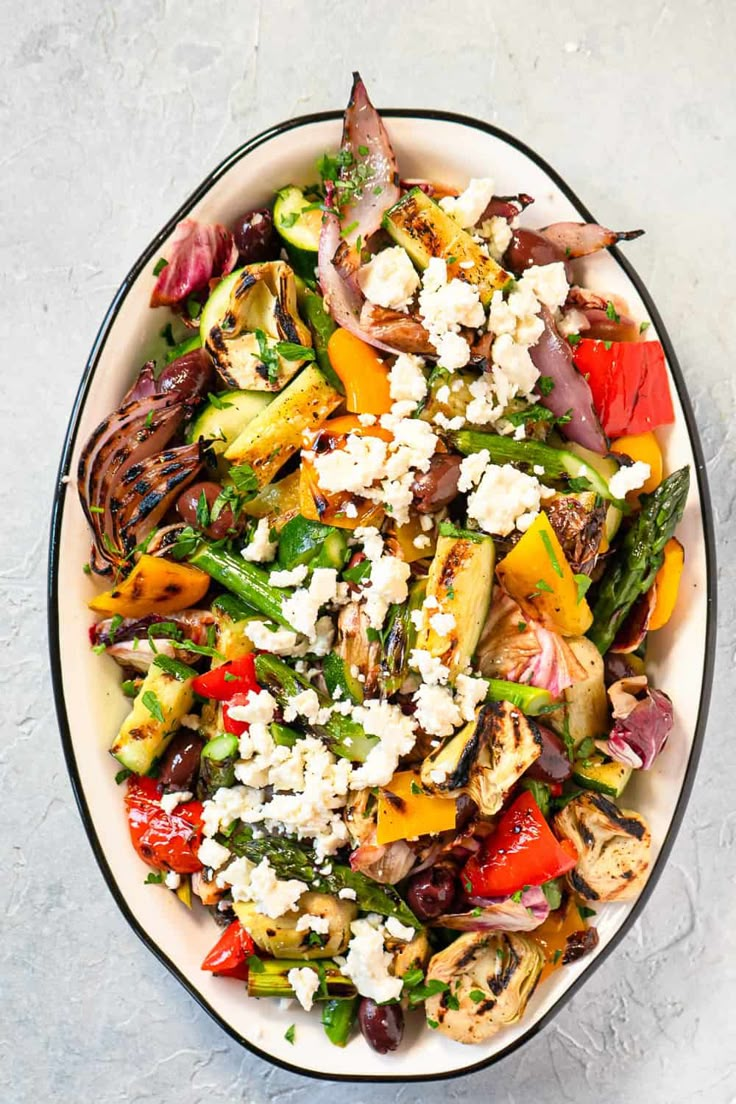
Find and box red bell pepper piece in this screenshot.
[201,920,256,981]
[463,790,577,898]
[572,338,674,437]
[222,692,254,737]
[125,775,204,874]
[192,654,258,702]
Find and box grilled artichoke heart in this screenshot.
[420,701,542,815]
[204,261,312,391]
[544,491,607,575]
[425,931,544,1043]
[554,792,651,902]
[335,601,381,698]
[548,635,609,750]
[233,891,357,959]
[391,930,432,978]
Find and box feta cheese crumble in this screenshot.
[295,913,331,935]
[341,919,403,1004]
[287,966,321,1011]
[349,700,418,787]
[418,258,485,371]
[269,563,309,588]
[467,462,552,536]
[197,837,232,871]
[356,246,420,311]
[608,460,651,499]
[159,791,192,815]
[217,856,308,917]
[413,683,462,737]
[384,916,416,942]
[389,353,428,405]
[241,517,277,563]
[439,177,495,228]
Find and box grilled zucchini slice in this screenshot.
[110,660,195,774]
[383,188,510,305]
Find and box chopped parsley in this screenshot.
[540,530,564,578]
[284,1024,296,1045]
[578,904,597,920]
[247,954,265,973]
[144,410,154,428]
[153,654,198,681]
[426,1018,439,1029]
[517,621,527,633]
[141,691,165,724]
[206,392,234,410]
[573,573,593,604]
[552,949,563,965]
[605,300,620,322]
[410,781,423,795]
[254,328,281,383]
[144,872,164,885]
[114,768,132,785]
[507,403,571,428]
[152,257,168,276]
[639,320,651,334]
[195,490,211,530]
[468,989,485,1004]
[533,579,554,595]
[278,211,300,229]
[604,340,613,351]
[121,679,139,698]
[275,341,316,363]
[567,333,582,346]
[538,375,555,395]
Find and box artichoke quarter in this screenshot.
[233,891,357,959]
[554,792,651,902]
[424,931,544,1043]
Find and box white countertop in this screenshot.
[3,1,734,1100]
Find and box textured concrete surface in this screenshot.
[2,1,735,1100]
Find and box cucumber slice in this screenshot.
[274,186,322,252]
[199,269,243,348]
[164,334,202,365]
[186,390,274,457]
[566,442,624,542]
[323,652,364,705]
[572,753,632,797]
[277,516,349,572]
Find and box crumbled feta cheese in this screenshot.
[435,384,451,404]
[419,513,434,531]
[363,554,411,629]
[243,620,301,656]
[418,258,485,371]
[434,330,472,371]
[357,246,420,311]
[349,700,418,787]
[269,563,309,588]
[281,568,338,641]
[164,871,181,890]
[197,837,232,871]
[242,857,307,917]
[389,353,428,404]
[458,449,491,491]
[159,791,192,815]
[608,460,651,499]
[341,919,403,1004]
[338,887,357,901]
[429,611,456,636]
[454,673,489,722]
[413,534,431,550]
[413,683,462,737]
[479,215,513,261]
[283,688,321,725]
[241,517,277,563]
[344,501,358,519]
[557,307,588,337]
[227,688,278,726]
[296,913,331,935]
[201,785,261,838]
[522,262,569,311]
[439,177,495,228]
[409,648,450,685]
[287,966,321,1011]
[433,411,465,431]
[314,433,388,496]
[180,713,200,730]
[467,462,548,536]
[384,916,416,942]
[492,333,539,397]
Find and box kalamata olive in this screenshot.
[176,480,241,540]
[411,454,462,513]
[525,725,572,784]
[158,730,204,791]
[505,228,574,282]
[158,348,214,401]
[582,308,640,343]
[232,207,276,265]
[604,652,638,687]
[406,864,457,921]
[358,998,404,1054]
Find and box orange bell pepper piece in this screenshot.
[610,432,663,498]
[376,771,457,845]
[496,512,593,636]
[327,329,393,416]
[649,538,685,631]
[88,554,210,617]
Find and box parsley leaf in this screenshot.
[533,579,554,594]
[141,691,165,724]
[284,1024,296,1045]
[578,904,597,920]
[605,300,620,322]
[274,341,316,363]
[279,211,300,229]
[230,463,260,500]
[153,257,168,276]
[254,328,281,383]
[507,403,571,428]
[247,954,265,973]
[573,573,592,604]
[410,781,423,795]
[639,320,651,334]
[540,530,564,578]
[468,989,485,1004]
[114,768,132,785]
[567,332,582,346]
[171,526,200,561]
[537,375,555,396]
[195,490,210,529]
[206,392,234,410]
[145,872,164,884]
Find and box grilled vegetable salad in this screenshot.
[79,73,688,1053]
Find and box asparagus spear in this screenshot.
[188,542,295,629]
[382,578,427,696]
[198,733,238,795]
[322,997,360,1047]
[588,466,690,653]
[248,958,356,1000]
[451,429,618,501]
[484,678,556,716]
[225,826,420,928]
[299,288,343,393]
[254,654,378,762]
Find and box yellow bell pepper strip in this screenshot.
[376,771,457,846]
[610,432,663,497]
[496,512,593,637]
[299,416,391,530]
[393,514,437,563]
[327,328,393,416]
[242,469,301,529]
[648,537,685,631]
[88,554,210,617]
